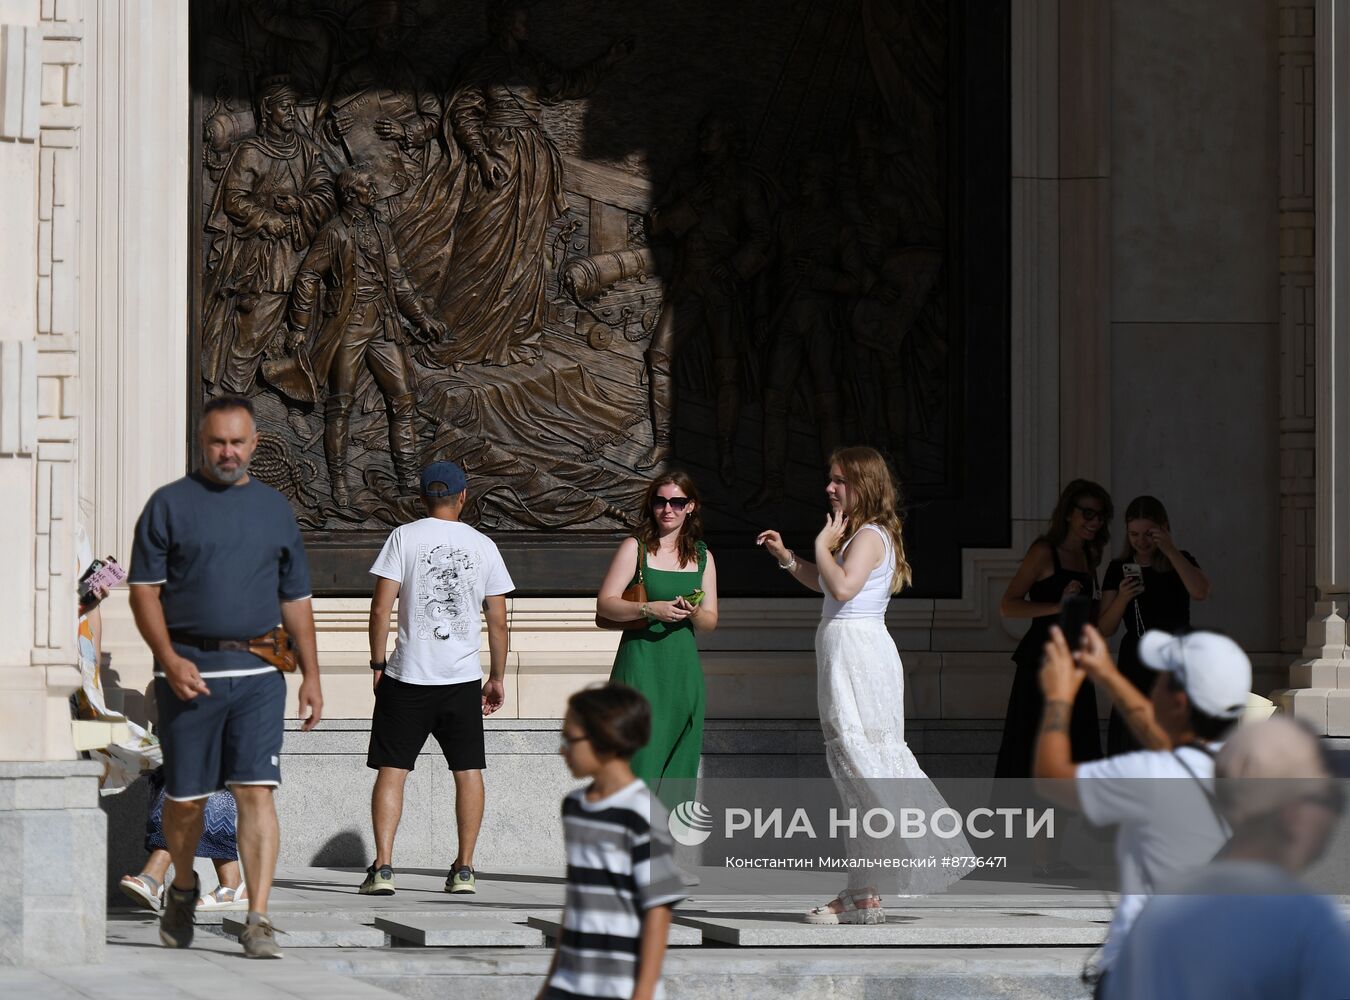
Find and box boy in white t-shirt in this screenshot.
[360,460,514,897]
[1034,624,1251,998]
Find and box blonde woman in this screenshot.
[758,446,967,924]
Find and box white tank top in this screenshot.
[820,523,895,621]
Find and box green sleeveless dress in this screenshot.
[608,540,707,809]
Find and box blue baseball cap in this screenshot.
[420,460,466,497]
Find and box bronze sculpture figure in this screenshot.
[284,167,448,504]
[202,75,336,396]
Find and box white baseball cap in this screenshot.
[1138,629,1252,720]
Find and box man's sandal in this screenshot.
[197,884,248,911]
[804,890,886,925]
[118,873,164,912]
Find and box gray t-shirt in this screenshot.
[130,473,311,675]
[1105,861,1350,999]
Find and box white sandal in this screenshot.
[118,872,163,912]
[197,883,248,911]
[804,890,886,925]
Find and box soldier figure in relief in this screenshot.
[285,167,447,505]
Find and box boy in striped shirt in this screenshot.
[542,684,686,1000]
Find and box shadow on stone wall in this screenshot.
[100,775,151,905]
[310,829,367,867]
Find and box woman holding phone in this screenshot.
[596,472,718,808]
[996,479,1112,782]
[1097,495,1210,754]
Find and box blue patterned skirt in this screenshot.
[144,768,239,860]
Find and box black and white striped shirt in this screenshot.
[546,779,686,999]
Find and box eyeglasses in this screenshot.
[652,496,691,512]
[559,732,590,750]
[1073,504,1105,523]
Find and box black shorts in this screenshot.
[155,671,286,800]
[367,676,486,772]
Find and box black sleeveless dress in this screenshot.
[994,546,1104,778]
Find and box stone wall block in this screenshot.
[0,23,40,141]
[0,340,37,456]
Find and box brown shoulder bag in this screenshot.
[595,542,648,631]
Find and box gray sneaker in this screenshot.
[239,915,284,959]
[446,865,476,894]
[158,876,199,949]
[359,863,395,896]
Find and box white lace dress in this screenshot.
[817,524,971,893]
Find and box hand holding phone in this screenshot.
[78,556,127,614]
[1058,593,1094,650]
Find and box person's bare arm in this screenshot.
[1031,626,1084,809]
[1076,625,1172,750]
[597,538,690,626]
[368,577,399,690]
[688,550,719,633]
[755,529,822,592]
[631,905,674,1000]
[814,522,883,603]
[129,583,210,701]
[482,594,508,716]
[280,597,322,731]
[1157,531,1211,601]
[1097,576,1144,637]
[1000,542,1065,620]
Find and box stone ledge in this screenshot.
[0,760,101,779]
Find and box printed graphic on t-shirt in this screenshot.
[414,544,480,642]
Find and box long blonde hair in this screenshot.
[828,446,913,593]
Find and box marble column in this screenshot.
[1282,0,1350,733]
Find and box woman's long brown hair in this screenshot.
[634,470,704,569]
[828,446,913,593]
[1041,478,1114,569]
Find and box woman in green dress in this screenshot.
[596,472,719,807]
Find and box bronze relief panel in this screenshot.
[190,0,1010,594]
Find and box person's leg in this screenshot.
[435,680,487,879]
[231,784,279,916]
[142,848,171,883]
[213,859,242,891]
[451,769,484,868]
[367,675,433,877]
[163,798,207,892]
[220,672,286,919]
[371,767,410,867]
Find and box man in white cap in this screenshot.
[1034,624,1252,997]
[1105,716,1350,998]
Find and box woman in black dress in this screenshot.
[1097,495,1211,755]
[995,479,1112,780]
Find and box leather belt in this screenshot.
[170,632,252,652]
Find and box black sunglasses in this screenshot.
[1073,503,1105,523]
[652,496,691,511]
[559,731,590,749]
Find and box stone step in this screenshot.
[375,914,545,946]
[526,915,703,946]
[673,909,1108,946]
[220,915,387,948]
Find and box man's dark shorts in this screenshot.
[155,670,286,800]
[368,676,486,772]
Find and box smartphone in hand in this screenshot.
[1059,593,1094,649]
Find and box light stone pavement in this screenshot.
[10,864,1331,999]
